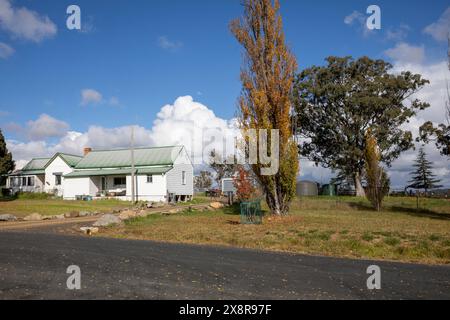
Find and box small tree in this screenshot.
[408,148,442,194]
[194,171,213,191]
[208,150,238,186]
[0,129,15,185]
[233,166,255,201]
[364,129,390,211]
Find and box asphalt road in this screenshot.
[0,231,449,300]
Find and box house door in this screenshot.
[101,177,107,191]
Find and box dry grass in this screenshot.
[100,196,450,265]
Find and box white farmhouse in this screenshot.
[6,157,51,194]
[62,146,193,202]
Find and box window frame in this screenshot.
[182,171,186,185]
[55,174,62,186]
[113,177,127,188]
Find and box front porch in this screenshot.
[6,174,45,194]
[63,168,172,203]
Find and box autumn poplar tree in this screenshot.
[364,129,390,211]
[230,0,299,215]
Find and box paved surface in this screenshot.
[0,230,449,300]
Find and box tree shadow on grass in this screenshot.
[347,202,376,212]
[348,201,450,221]
[389,206,450,221]
[223,204,241,216]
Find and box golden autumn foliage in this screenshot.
[364,129,390,211]
[230,0,298,215]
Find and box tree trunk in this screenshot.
[354,171,365,197]
[264,184,285,216]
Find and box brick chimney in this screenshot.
[83,147,92,156]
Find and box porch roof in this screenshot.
[64,166,173,178]
[8,169,45,176]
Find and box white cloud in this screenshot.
[0,41,13,58]
[423,7,450,42]
[385,24,410,41]
[344,11,365,25]
[150,96,238,163]
[344,10,374,37]
[384,42,425,64]
[81,89,103,106]
[157,36,183,51]
[0,0,57,42]
[27,114,69,140]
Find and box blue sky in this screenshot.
[0,0,449,187]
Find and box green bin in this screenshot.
[240,200,263,225]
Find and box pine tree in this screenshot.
[0,129,15,185]
[408,148,442,193]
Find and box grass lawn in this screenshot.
[100,196,450,265]
[0,198,132,217]
[0,195,212,218]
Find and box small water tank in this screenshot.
[321,184,337,196]
[296,181,319,197]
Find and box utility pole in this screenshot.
[131,126,135,203]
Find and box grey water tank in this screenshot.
[296,181,319,196]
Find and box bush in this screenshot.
[16,192,53,200]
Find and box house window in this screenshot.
[28,176,34,187]
[113,177,126,187]
[55,174,62,186]
[147,175,153,183]
[12,177,20,187]
[182,171,186,185]
[22,177,27,186]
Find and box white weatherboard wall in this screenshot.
[63,177,93,199]
[45,156,74,196]
[126,174,167,202]
[166,148,193,197]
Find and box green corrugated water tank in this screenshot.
[296,181,319,196]
[321,184,337,196]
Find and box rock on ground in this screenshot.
[0,214,17,222]
[118,210,138,221]
[23,213,43,221]
[64,211,80,218]
[210,202,224,209]
[93,214,121,227]
[80,227,99,235]
[149,202,165,209]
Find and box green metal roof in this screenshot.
[74,146,183,169]
[22,158,51,171]
[137,166,173,174]
[60,153,83,167]
[9,169,45,176]
[64,166,173,178]
[45,153,83,168]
